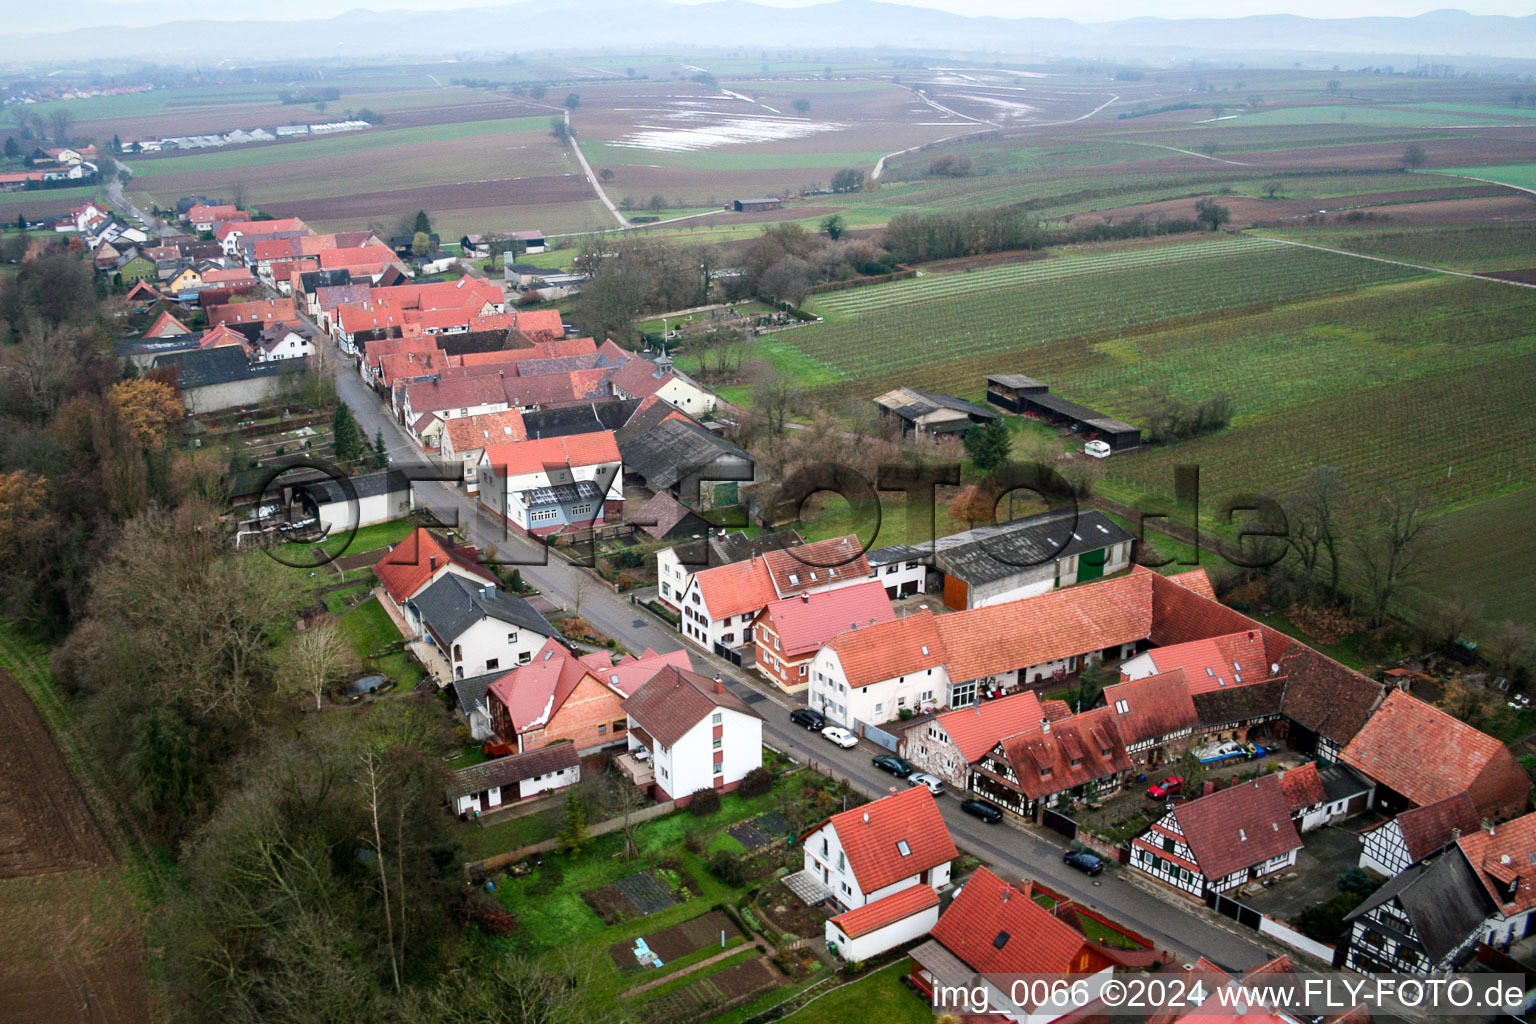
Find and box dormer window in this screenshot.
[1114,699,1129,714]
[1040,767,1052,778]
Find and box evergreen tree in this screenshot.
[963,417,1013,472]
[555,790,590,853]
[332,403,366,463]
[412,210,432,235]
[372,429,388,469]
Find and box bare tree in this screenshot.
[358,751,401,992]
[1281,466,1349,595]
[277,618,356,710]
[1351,483,1434,626]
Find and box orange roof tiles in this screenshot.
[818,786,956,894]
[931,691,1047,763]
[374,528,495,604]
[1378,792,1480,863]
[1135,630,1272,694]
[935,569,1155,683]
[208,299,299,327]
[443,410,528,455]
[692,557,776,621]
[1340,690,1531,818]
[930,867,1101,980]
[482,431,620,477]
[761,536,870,597]
[987,706,1132,800]
[829,884,938,939]
[754,580,895,659]
[1277,762,1326,813]
[1155,775,1301,881]
[1458,812,1536,914]
[825,610,947,689]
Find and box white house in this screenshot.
[677,535,870,655]
[295,469,413,534]
[798,785,956,913]
[807,611,950,729]
[1129,775,1303,898]
[930,509,1135,611]
[621,666,763,804]
[654,530,802,612]
[405,575,559,683]
[825,883,940,962]
[865,545,928,600]
[252,324,314,362]
[373,527,499,624]
[445,742,580,816]
[477,432,623,536]
[608,353,717,417]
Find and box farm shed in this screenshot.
[149,346,288,413]
[445,742,580,816]
[294,469,415,533]
[932,508,1135,609]
[874,387,997,439]
[990,377,1141,451]
[732,198,782,213]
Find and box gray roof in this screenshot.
[1024,391,1140,437]
[1318,763,1370,802]
[618,417,752,491]
[714,530,802,565]
[298,469,410,505]
[444,743,579,800]
[452,670,499,718]
[150,346,287,388]
[875,387,996,423]
[866,544,929,566]
[408,574,556,647]
[632,491,712,541]
[933,508,1134,585]
[1346,849,1493,964]
[985,373,1048,391]
[521,400,638,440]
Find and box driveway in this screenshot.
[318,331,1281,972]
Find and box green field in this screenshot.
[788,235,1424,384]
[126,117,552,179]
[1437,163,1536,192]
[1255,222,1536,272]
[1220,105,1521,128]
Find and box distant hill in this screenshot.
[5,1,1536,66]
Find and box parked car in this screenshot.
[872,753,915,778]
[789,708,826,731]
[1147,776,1184,799]
[821,726,858,749]
[960,798,1004,823]
[1063,850,1104,876]
[907,772,945,796]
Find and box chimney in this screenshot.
[429,555,438,570]
[713,675,724,694]
[1451,827,1462,841]
[801,591,810,603]
[1040,717,1051,735]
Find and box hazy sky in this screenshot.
[19,0,1528,34]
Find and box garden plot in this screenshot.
[727,811,791,850]
[608,909,743,970]
[583,867,692,923]
[642,956,779,1023]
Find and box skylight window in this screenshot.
[993,931,1010,949]
[921,645,929,656]
[897,840,911,856]
[788,573,799,585]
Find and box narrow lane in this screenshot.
[323,335,1277,971]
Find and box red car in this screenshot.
[1147,776,1184,799]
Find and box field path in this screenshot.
[1245,231,1536,290]
[873,92,1118,180]
[1434,170,1536,199]
[561,108,627,227]
[912,87,997,127]
[1128,142,1253,166]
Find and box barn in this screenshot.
[732,198,782,212]
[985,374,1141,451]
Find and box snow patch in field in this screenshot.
[607,110,844,152]
[949,93,1039,117]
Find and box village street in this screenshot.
[324,334,1281,973]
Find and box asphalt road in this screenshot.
[322,335,1279,971]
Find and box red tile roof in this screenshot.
[754,580,895,658]
[216,217,306,240]
[817,786,957,894]
[930,867,1099,979]
[824,610,947,689]
[985,706,1132,800]
[378,349,453,388]
[829,883,938,939]
[761,536,871,598]
[443,410,528,455]
[1277,762,1326,814]
[1458,813,1536,914]
[936,569,1155,683]
[1133,630,1271,694]
[1377,792,1481,863]
[1157,775,1301,881]
[208,299,299,327]
[1340,690,1531,819]
[374,528,495,604]
[482,431,620,477]
[1101,670,1198,747]
[145,310,192,337]
[488,638,594,734]
[930,691,1047,764]
[581,647,693,698]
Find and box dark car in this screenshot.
[872,753,915,778]
[960,798,1004,823]
[789,708,826,730]
[1063,850,1104,876]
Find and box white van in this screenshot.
[1084,440,1111,459]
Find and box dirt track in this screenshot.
[0,670,151,1024]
